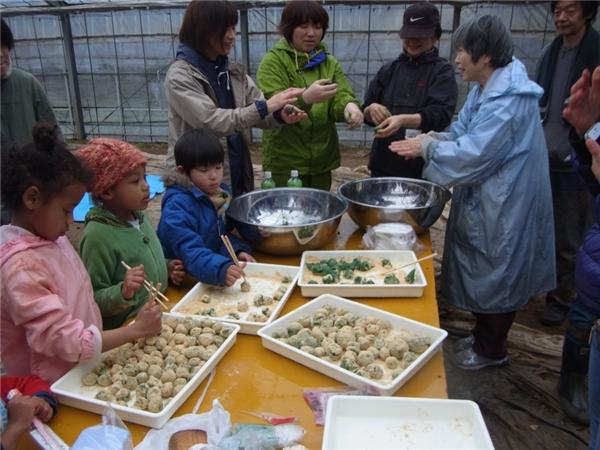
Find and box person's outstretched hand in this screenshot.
[237,252,255,263]
[388,136,425,160]
[167,259,186,286]
[31,396,53,422]
[132,300,162,337]
[364,103,391,125]
[301,79,337,104]
[2,395,37,450]
[344,103,363,129]
[267,87,305,113]
[225,263,246,287]
[281,104,307,124]
[122,264,145,299]
[374,115,407,138]
[563,66,600,135]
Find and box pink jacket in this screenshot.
[0,225,102,384]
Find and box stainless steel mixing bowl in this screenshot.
[226,188,347,255]
[338,177,451,233]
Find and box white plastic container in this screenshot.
[171,262,299,334]
[51,314,240,428]
[322,396,494,450]
[298,250,427,298]
[258,294,446,396]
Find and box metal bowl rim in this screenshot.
[337,177,451,211]
[226,187,348,228]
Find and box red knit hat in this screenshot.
[77,138,147,196]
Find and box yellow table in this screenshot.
[22,215,446,449]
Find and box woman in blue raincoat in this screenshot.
[391,15,555,370]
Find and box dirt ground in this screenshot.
[66,142,588,449]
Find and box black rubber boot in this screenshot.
[558,327,590,425]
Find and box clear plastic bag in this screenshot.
[71,403,132,450]
[134,400,305,450]
[362,222,424,253]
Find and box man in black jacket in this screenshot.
[535,1,599,329]
[363,2,458,179]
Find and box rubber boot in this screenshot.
[558,327,590,425]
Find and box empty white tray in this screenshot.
[51,314,240,428]
[323,396,494,450]
[171,262,299,334]
[258,294,446,396]
[298,250,427,298]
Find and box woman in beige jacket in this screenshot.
[165,0,304,196]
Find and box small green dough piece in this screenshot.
[384,274,400,284]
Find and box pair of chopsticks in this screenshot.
[220,234,248,284]
[120,260,170,310]
[377,252,438,276]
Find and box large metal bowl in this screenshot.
[226,188,347,255]
[338,177,451,234]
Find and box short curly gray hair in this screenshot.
[453,15,514,69]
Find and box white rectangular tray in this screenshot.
[323,396,494,450]
[170,262,299,335]
[51,314,240,428]
[258,294,446,396]
[298,250,427,298]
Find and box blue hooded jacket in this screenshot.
[422,58,556,313]
[571,133,600,318]
[157,171,251,286]
[576,198,600,318]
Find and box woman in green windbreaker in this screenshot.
[257,0,363,191]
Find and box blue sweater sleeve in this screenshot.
[158,195,232,285]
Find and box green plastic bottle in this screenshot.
[287,169,303,188]
[261,171,276,189]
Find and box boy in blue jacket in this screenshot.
[158,128,255,286]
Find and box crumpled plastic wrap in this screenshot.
[135,399,230,450]
[217,423,305,450]
[362,222,423,253]
[134,399,305,450]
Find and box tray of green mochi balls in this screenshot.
[51,314,240,428]
[258,294,447,396]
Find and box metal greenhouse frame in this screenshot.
[1,1,592,145]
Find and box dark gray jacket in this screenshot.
[535,26,600,170]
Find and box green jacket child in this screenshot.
[80,207,169,330]
[77,138,184,330]
[257,38,361,190]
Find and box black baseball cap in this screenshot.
[399,2,441,39]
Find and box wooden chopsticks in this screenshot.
[220,234,248,284]
[120,260,170,310]
[378,253,438,276]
